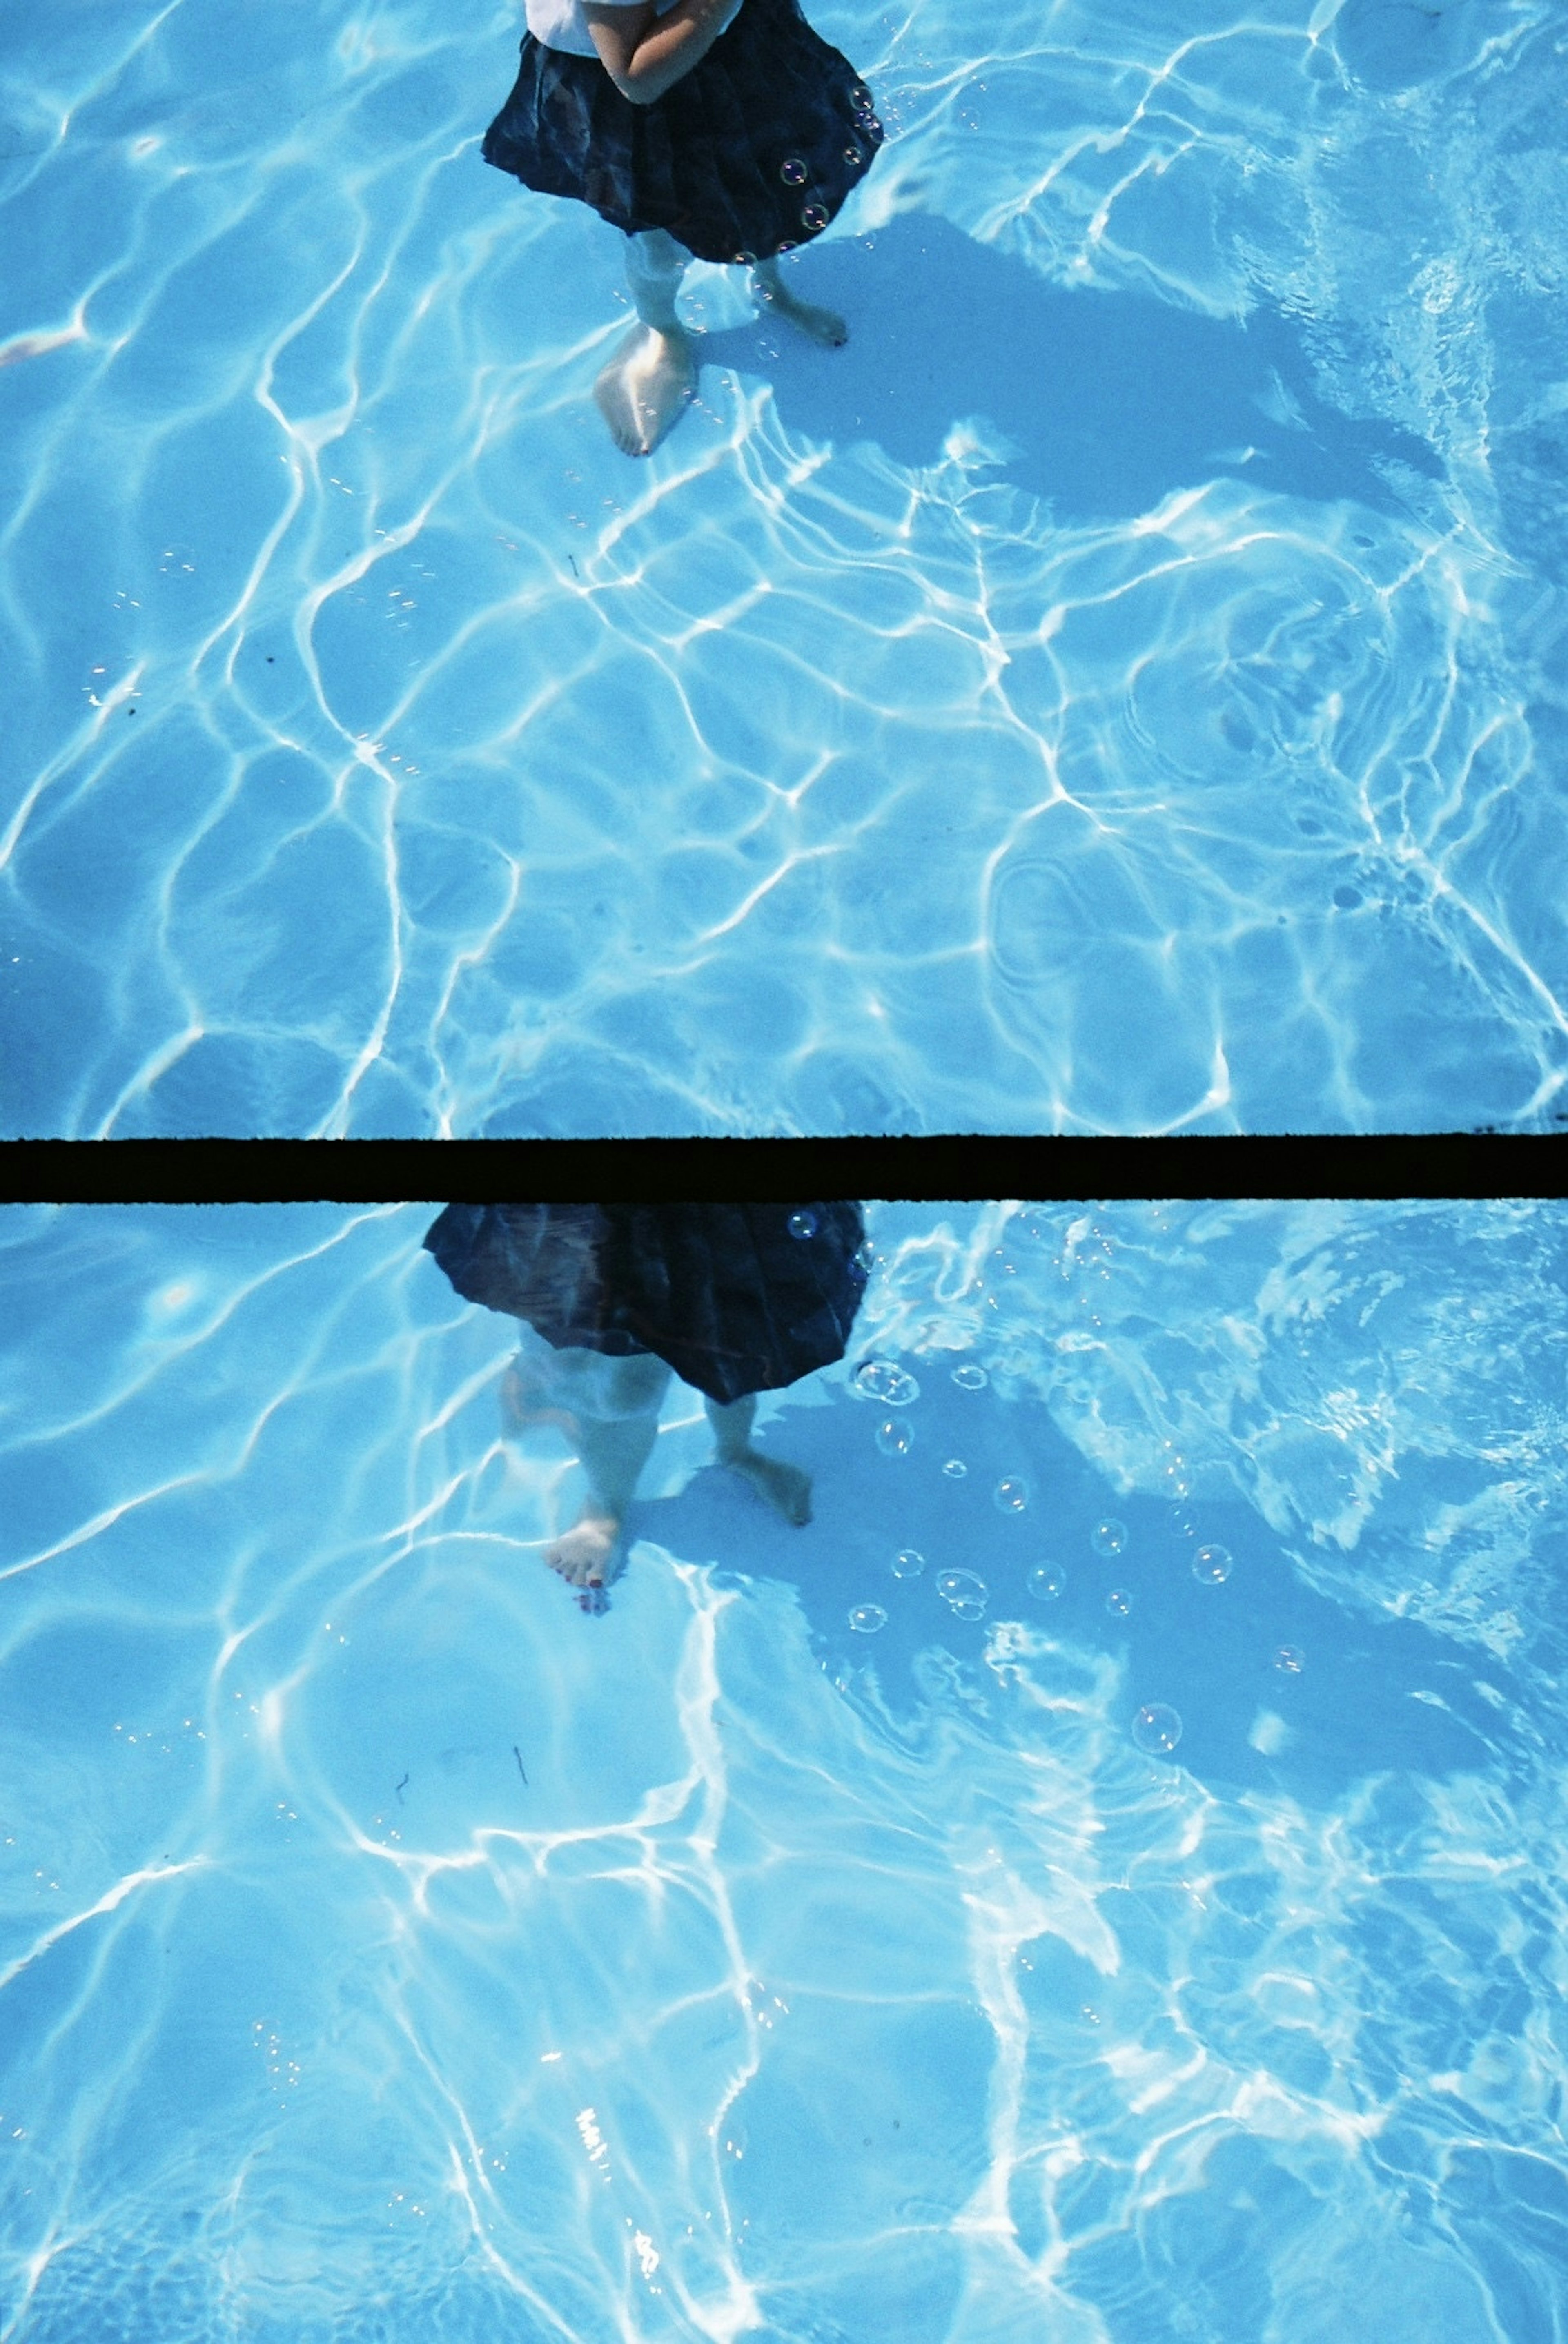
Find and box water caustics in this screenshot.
[3,0,1568,1132]
[4,1197,1568,2340]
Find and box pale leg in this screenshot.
[749,256,847,348]
[595,227,699,457]
[503,1348,672,1587]
[705,1393,813,1525]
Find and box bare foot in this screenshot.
[546,1506,626,1588]
[751,271,847,349]
[721,1448,813,1526]
[594,323,698,456]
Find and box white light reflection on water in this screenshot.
[3,0,1568,1134]
[2,1200,1568,2339]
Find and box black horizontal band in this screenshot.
[0,1133,1558,1205]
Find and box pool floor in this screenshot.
[3,1200,1567,2340]
[2,0,1567,1132]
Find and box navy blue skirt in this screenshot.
[425,1201,869,1405]
[481,0,884,265]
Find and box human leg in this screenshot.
[625,227,688,328]
[549,1398,662,1585]
[705,1393,813,1526]
[749,255,846,348]
[502,1343,672,1587]
[595,227,699,457]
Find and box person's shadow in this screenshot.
[630,1370,1527,1814]
[700,214,1441,524]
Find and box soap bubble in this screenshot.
[1091,1518,1128,1558]
[1192,1543,1232,1585]
[1169,1504,1198,1540]
[942,1459,968,1480]
[855,1239,876,1273]
[1106,1588,1133,1617]
[775,239,797,254]
[802,203,829,232]
[1027,1563,1065,1600]
[1131,1702,1183,1755]
[891,1547,926,1579]
[780,156,808,185]
[849,1604,887,1634]
[875,1418,913,1458]
[787,1209,817,1239]
[843,143,863,165]
[951,1364,988,1389]
[1159,1447,1192,1500]
[855,1359,919,1406]
[936,1570,987,1621]
[1273,1644,1305,1674]
[993,1477,1029,1515]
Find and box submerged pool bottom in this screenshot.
[2,1199,1566,2342]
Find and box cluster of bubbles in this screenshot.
[1158,1442,1193,1502]
[857,1359,919,1406]
[936,1570,987,1622]
[846,1346,1304,1742]
[859,1352,921,1463]
[792,1216,874,1269]
[776,159,833,236]
[851,1549,993,1633]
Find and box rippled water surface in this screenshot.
[5,1197,1568,2340]
[4,0,1568,1131]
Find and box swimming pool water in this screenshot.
[4,1198,1568,2340]
[3,0,1568,1134]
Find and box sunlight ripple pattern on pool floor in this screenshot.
[2,0,1567,1130]
[3,1201,1568,2339]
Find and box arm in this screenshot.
[584,0,739,105]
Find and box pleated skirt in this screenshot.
[424,1200,869,1404]
[481,0,884,264]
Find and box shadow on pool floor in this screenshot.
[633,1373,1531,1815]
[700,212,1443,525]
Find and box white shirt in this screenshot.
[525,0,682,58]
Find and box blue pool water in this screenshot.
[5,1197,1568,2340]
[4,0,1568,1134]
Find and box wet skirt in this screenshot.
[424,1201,868,1405]
[481,0,884,265]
